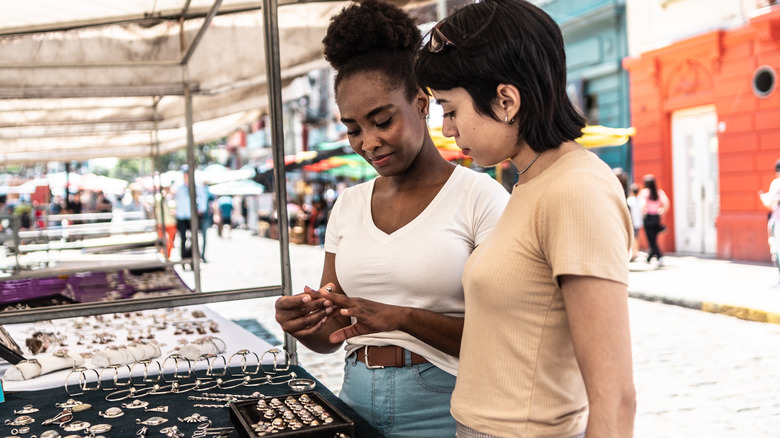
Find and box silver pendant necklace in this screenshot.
[516,152,542,176]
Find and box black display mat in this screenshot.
[1,365,383,437]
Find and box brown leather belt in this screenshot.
[354,345,429,369]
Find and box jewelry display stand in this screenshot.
[1,365,379,438]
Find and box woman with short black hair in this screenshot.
[415,1,636,437]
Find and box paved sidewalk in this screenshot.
[628,254,780,324]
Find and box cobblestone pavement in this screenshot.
[630,299,780,437]
[187,229,780,437]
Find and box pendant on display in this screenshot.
[71,402,92,413]
[4,415,35,426]
[87,424,112,435]
[40,431,61,438]
[160,426,184,437]
[13,405,39,415]
[122,400,149,409]
[98,407,124,418]
[178,413,208,423]
[61,421,90,432]
[136,417,168,426]
[55,399,91,412]
[41,409,73,426]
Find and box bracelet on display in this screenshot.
[130,358,162,385]
[227,349,260,376]
[98,363,133,390]
[161,353,193,381]
[260,348,291,373]
[64,366,100,397]
[67,348,297,400]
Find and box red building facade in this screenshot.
[623,7,780,262]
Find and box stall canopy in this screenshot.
[0,0,370,164]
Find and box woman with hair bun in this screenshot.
[415,0,635,437]
[274,1,509,436]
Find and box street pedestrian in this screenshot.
[627,183,644,261]
[217,195,234,237]
[273,2,509,437]
[758,158,780,281]
[414,1,636,437]
[172,165,206,264]
[640,174,670,265]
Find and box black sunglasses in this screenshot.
[427,22,456,53]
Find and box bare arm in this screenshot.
[560,275,636,438]
[274,252,350,354]
[321,289,464,357]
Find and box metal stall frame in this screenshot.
[0,0,297,363]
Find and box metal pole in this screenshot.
[152,104,169,262]
[262,0,297,365]
[184,83,202,293]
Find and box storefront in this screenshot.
[623,6,780,262]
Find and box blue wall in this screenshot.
[537,0,632,177]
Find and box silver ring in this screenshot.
[288,378,315,392]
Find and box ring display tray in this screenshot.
[230,391,354,438]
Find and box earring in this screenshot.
[504,115,514,124]
[425,114,430,124]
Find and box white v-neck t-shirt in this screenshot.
[324,165,509,375]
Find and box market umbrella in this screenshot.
[576,125,636,148]
[322,155,377,179]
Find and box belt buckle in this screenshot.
[363,346,384,369]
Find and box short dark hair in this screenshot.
[414,0,585,152]
[322,0,421,101]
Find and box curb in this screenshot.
[628,291,780,325]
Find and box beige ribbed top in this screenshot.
[452,148,631,437]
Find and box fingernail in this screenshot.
[325,307,332,314]
[302,295,311,303]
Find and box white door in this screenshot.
[671,105,719,255]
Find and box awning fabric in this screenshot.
[0,1,427,165]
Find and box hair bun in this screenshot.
[323,0,420,70]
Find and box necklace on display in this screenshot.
[516,152,542,176]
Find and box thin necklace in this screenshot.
[516,152,542,176]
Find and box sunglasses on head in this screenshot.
[427,22,456,53]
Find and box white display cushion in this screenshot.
[91,341,162,367]
[3,350,85,381]
[178,336,227,361]
[0,305,276,391]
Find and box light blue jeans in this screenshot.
[340,351,456,438]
